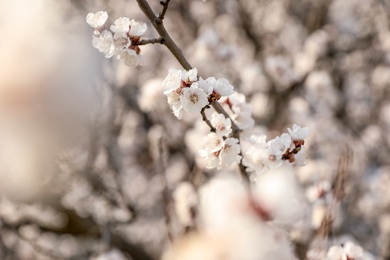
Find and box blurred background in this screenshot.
[0,0,389,259]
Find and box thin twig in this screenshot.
[157,0,171,23]
[201,105,216,132]
[136,0,191,69]
[133,37,165,46]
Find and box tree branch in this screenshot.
[135,0,249,181]
[157,0,171,23]
[133,37,165,46]
[201,105,216,132]
[136,0,192,70]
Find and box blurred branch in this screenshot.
[158,135,174,242]
[332,146,352,202]
[318,147,352,238]
[305,0,331,33]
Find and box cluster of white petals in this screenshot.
[199,134,241,170]
[288,124,310,140]
[86,11,147,67]
[86,11,108,29]
[162,68,235,119]
[211,113,232,136]
[220,93,255,129]
[243,124,309,175]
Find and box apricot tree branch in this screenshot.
[135,0,249,181]
[133,37,165,45]
[157,0,171,22]
[201,105,216,132]
[136,0,191,70]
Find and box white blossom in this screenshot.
[172,105,183,119]
[288,124,310,140]
[267,133,292,160]
[197,77,213,95]
[113,32,131,52]
[110,17,131,33]
[203,132,224,152]
[199,149,220,169]
[231,103,255,129]
[211,113,232,137]
[224,93,255,129]
[229,92,246,104]
[242,143,269,174]
[163,69,183,95]
[214,78,234,96]
[180,84,209,113]
[129,19,147,36]
[294,145,307,166]
[92,30,115,58]
[219,138,241,168]
[86,11,108,29]
[204,76,217,89]
[167,92,183,119]
[118,49,138,67]
[231,102,252,116]
[182,68,198,83]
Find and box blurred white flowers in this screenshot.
[164,173,296,260]
[327,242,367,260]
[173,182,198,227]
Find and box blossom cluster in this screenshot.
[219,93,255,129]
[242,124,309,175]
[163,68,258,170]
[199,132,241,169]
[162,68,234,119]
[86,11,147,67]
